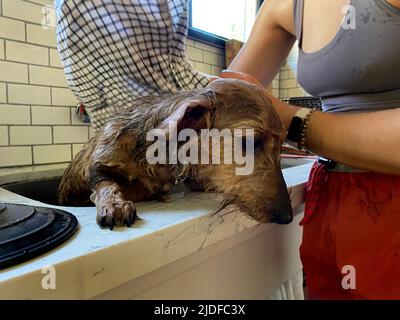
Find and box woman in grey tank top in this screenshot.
[225,0,400,299]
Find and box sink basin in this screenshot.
[1,158,313,206]
[1,177,188,207]
[281,157,315,170]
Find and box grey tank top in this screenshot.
[293,0,400,113]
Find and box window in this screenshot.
[189,0,263,45]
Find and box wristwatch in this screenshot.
[286,108,315,151]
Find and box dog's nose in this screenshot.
[270,172,293,224]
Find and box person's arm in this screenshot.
[228,0,296,87]
[224,0,400,175]
[275,101,400,175]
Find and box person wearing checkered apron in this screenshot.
[55,0,209,132]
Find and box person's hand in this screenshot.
[211,69,298,131]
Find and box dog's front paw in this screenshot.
[96,197,137,230]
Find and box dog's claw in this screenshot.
[125,213,136,227]
[96,197,137,230]
[98,215,106,228]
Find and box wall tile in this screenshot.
[0,61,28,83]
[194,61,211,74]
[0,147,32,167]
[26,23,57,47]
[33,144,71,164]
[10,126,52,145]
[53,126,88,143]
[0,16,25,41]
[26,0,54,6]
[31,106,70,125]
[89,126,95,139]
[29,65,68,87]
[0,39,4,60]
[187,59,195,68]
[203,51,219,66]
[0,104,30,124]
[6,41,49,65]
[194,41,224,55]
[280,79,298,89]
[186,46,202,62]
[288,87,306,97]
[2,0,43,25]
[280,70,289,80]
[51,87,78,106]
[0,14,227,167]
[279,89,289,99]
[49,48,63,68]
[288,69,297,79]
[0,126,8,145]
[0,146,32,167]
[0,83,6,103]
[72,143,84,158]
[8,84,51,105]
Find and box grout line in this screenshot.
[5,57,56,68]
[2,38,5,60]
[0,161,71,169]
[24,0,54,9]
[5,82,8,103]
[27,62,30,84]
[4,142,88,148]
[29,105,32,125]
[24,20,27,42]
[1,15,56,29]
[4,79,69,88]
[0,37,56,51]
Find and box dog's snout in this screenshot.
[269,172,293,224]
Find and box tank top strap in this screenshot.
[293,0,305,47]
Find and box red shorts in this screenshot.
[300,163,400,300]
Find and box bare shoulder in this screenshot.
[259,0,296,36]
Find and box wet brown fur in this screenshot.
[58,79,289,229]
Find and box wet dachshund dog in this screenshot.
[58,79,293,229]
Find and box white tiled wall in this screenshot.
[278,44,307,100]
[185,38,225,78]
[0,0,85,168]
[0,0,281,169]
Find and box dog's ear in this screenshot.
[158,97,214,135]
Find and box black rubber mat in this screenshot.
[0,203,78,270]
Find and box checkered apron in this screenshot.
[55,0,209,132]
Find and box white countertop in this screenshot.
[0,161,313,299]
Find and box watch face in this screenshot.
[287,116,303,142]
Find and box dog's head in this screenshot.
[139,78,292,224]
[94,78,292,223]
[202,79,292,223]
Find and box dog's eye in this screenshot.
[240,135,264,155]
[254,137,264,153]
